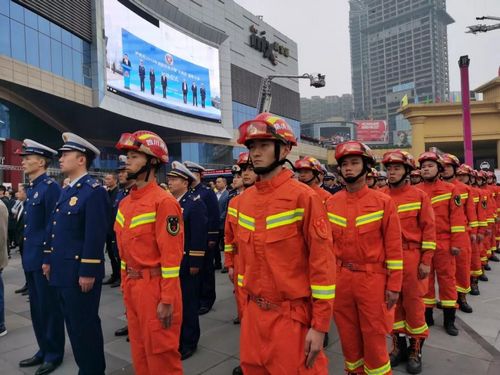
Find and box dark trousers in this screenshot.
[106,239,120,280]
[140,78,145,91]
[162,86,167,98]
[183,93,187,103]
[199,241,217,309]
[180,268,201,350]
[56,284,105,375]
[201,99,205,108]
[214,231,223,268]
[150,83,155,95]
[192,94,197,106]
[26,270,65,363]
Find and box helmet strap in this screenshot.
[339,157,370,184]
[127,155,154,181]
[252,141,288,175]
[388,165,410,187]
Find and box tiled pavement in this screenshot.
[1,251,500,374]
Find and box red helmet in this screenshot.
[382,150,416,170]
[294,156,323,174]
[335,140,376,166]
[237,113,297,146]
[418,151,443,169]
[237,152,250,166]
[441,153,460,168]
[456,164,473,176]
[116,131,169,163]
[476,170,487,180]
[410,169,422,177]
[367,168,379,178]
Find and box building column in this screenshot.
[410,116,427,157]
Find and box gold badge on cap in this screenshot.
[69,196,78,206]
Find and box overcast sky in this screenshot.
[235,0,500,98]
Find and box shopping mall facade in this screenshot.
[0,0,316,185]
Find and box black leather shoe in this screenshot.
[110,279,121,288]
[180,347,196,360]
[115,326,128,336]
[214,264,222,270]
[21,290,29,296]
[102,277,116,285]
[233,317,240,325]
[489,254,500,262]
[35,362,60,375]
[232,366,244,375]
[425,308,434,327]
[221,267,228,274]
[479,273,489,282]
[15,285,28,294]
[484,264,492,271]
[198,306,211,315]
[19,356,43,367]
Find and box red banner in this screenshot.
[354,120,388,144]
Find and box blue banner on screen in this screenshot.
[103,0,221,122]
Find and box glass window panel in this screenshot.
[72,51,83,84]
[38,33,51,71]
[25,26,39,66]
[24,8,38,29]
[0,0,9,16]
[61,28,72,47]
[71,34,83,53]
[10,20,26,62]
[0,14,10,56]
[49,22,61,41]
[62,44,72,80]
[38,16,50,35]
[50,39,62,76]
[9,1,23,22]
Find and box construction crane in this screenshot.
[256,73,325,113]
[466,16,500,34]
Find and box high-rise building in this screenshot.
[349,0,454,128]
[300,94,354,123]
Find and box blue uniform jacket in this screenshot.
[180,192,208,270]
[23,173,61,272]
[44,175,110,287]
[190,183,219,242]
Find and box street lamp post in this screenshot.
[256,73,325,113]
[459,55,473,166]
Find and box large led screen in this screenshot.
[103,0,221,121]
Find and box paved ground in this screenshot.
[1,250,500,374]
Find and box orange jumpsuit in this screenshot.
[382,183,436,339]
[481,186,496,261]
[451,180,477,294]
[311,184,331,205]
[115,182,184,375]
[417,180,467,309]
[327,185,403,375]
[223,193,246,320]
[234,169,335,374]
[486,185,498,257]
[496,185,500,248]
[470,187,486,276]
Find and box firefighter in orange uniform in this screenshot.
[327,141,403,375]
[485,171,499,262]
[366,167,379,189]
[474,171,491,279]
[381,150,435,374]
[295,156,332,204]
[417,152,467,336]
[410,170,422,185]
[114,131,184,375]
[456,165,486,295]
[234,113,335,374]
[440,154,477,313]
[224,152,257,321]
[223,152,257,375]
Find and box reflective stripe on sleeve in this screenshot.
[311,284,335,300]
[130,212,156,228]
[161,266,180,279]
[421,241,436,250]
[355,210,384,226]
[386,259,403,270]
[266,208,304,229]
[431,193,452,204]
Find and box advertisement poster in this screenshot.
[354,120,388,144]
[394,114,412,147]
[319,126,353,147]
[103,0,221,121]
